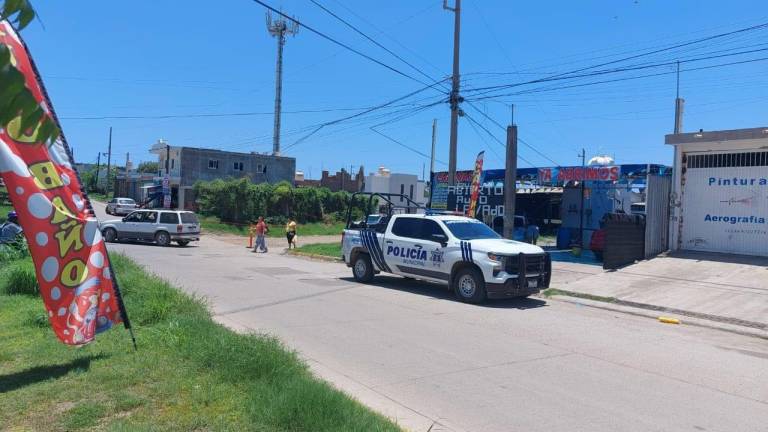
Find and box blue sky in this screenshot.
[21,0,768,178]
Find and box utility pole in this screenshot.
[674,60,685,134]
[430,119,437,177]
[94,152,101,193]
[444,0,461,186]
[105,127,112,198]
[578,148,586,247]
[503,123,518,239]
[266,11,299,156]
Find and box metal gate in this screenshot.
[644,174,671,258]
[603,213,646,269]
[680,151,768,256]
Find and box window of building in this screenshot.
[400,184,405,202]
[409,184,414,199]
[171,159,175,170]
[208,159,219,169]
[256,164,263,174]
[234,161,244,171]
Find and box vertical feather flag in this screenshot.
[0,21,133,346]
[466,151,485,218]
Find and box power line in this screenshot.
[462,111,535,168]
[464,101,562,167]
[467,55,768,102]
[464,45,768,97]
[370,128,446,164]
[308,0,445,90]
[250,0,431,86]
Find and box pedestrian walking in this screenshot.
[252,217,268,253]
[285,218,297,249]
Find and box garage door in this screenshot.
[680,151,768,256]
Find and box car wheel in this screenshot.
[103,228,118,243]
[352,253,374,283]
[453,267,487,304]
[155,231,171,247]
[176,240,190,247]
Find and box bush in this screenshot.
[193,178,370,225]
[0,258,38,296]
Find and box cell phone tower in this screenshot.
[266,10,299,156]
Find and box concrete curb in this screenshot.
[546,294,768,341]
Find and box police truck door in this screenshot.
[384,216,436,279]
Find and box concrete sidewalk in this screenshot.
[553,251,768,332]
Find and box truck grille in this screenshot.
[505,253,548,276]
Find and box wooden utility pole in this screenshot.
[578,148,586,247]
[443,0,461,186]
[503,125,517,239]
[105,127,112,197]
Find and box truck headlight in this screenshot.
[487,253,503,263]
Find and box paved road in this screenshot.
[94,203,768,432]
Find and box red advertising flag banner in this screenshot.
[0,22,132,346]
[467,151,485,217]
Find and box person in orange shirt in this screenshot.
[252,217,269,253]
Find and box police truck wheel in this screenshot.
[103,228,118,243]
[155,231,171,247]
[352,253,374,283]
[453,267,487,304]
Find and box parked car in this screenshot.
[106,197,138,215]
[100,209,201,246]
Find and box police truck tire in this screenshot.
[352,253,374,283]
[453,267,487,304]
[103,228,118,243]
[155,231,171,247]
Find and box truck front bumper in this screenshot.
[486,252,552,299]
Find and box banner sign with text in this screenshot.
[466,151,485,217]
[0,21,131,345]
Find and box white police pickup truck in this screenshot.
[342,212,551,303]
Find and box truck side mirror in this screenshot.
[430,233,448,246]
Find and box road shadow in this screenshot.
[108,239,199,249]
[339,276,548,310]
[665,250,768,266]
[0,354,108,393]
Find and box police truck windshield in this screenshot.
[443,220,501,240]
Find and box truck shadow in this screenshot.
[339,276,548,310]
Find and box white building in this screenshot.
[666,127,768,257]
[364,167,427,206]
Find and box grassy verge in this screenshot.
[200,216,344,238]
[0,254,399,431]
[542,287,617,304]
[0,202,13,223]
[291,243,343,259]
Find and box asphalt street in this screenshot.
[95,204,768,432]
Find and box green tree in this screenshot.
[136,161,159,174]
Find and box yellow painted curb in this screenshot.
[658,316,681,325]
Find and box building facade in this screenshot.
[364,167,427,205]
[295,167,365,192]
[666,127,768,257]
[150,140,295,209]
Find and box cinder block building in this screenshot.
[149,139,296,209]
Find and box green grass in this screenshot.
[542,288,617,304]
[0,202,13,223]
[0,254,400,431]
[200,216,344,238]
[293,242,343,259]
